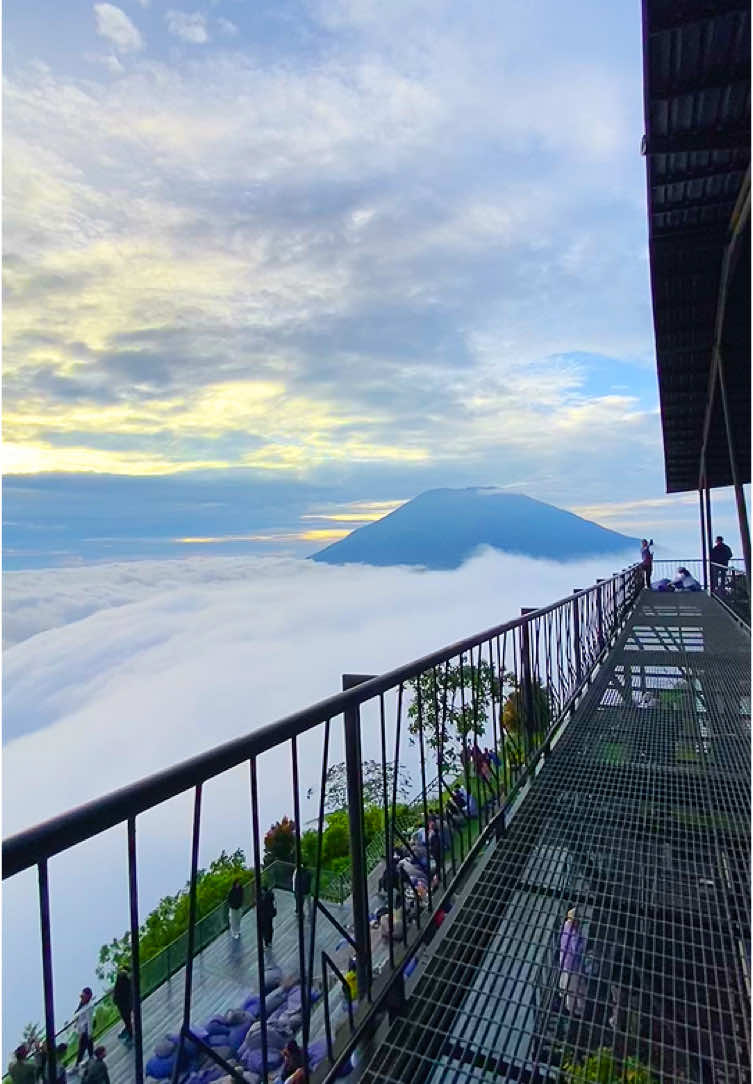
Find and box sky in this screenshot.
[6,0,748,560]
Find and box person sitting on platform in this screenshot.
[278,1039,303,1081]
[672,567,701,591]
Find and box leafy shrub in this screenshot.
[562,1048,656,1083]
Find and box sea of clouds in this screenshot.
[2,548,636,1053]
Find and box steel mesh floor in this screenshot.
[360,593,751,1084]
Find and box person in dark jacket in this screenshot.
[292,866,312,921]
[227,879,244,940]
[428,820,441,865]
[112,969,133,1041]
[640,539,653,589]
[260,885,277,947]
[81,1048,108,1084]
[8,1045,36,1084]
[55,1044,69,1084]
[710,536,733,593]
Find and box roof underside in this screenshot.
[643,0,751,493]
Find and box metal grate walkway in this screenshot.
[360,592,751,1084]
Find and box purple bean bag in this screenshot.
[245,1047,283,1074]
[205,1019,230,1037]
[239,1022,286,1055]
[208,1044,235,1063]
[307,1038,327,1064]
[207,1032,233,1048]
[227,1024,249,1050]
[145,1054,174,1079]
[262,987,287,1014]
[242,995,261,1015]
[263,966,282,991]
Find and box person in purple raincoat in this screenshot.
[559,907,586,1014]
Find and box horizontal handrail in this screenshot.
[3,566,642,878]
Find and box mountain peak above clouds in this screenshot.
[310,487,637,569]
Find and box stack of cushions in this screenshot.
[144,1033,199,1079]
[145,967,331,1083]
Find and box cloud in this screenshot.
[4,1,656,494]
[165,9,210,43]
[93,3,144,52]
[2,548,637,1052]
[216,16,238,36]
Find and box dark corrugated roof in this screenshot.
[642,0,750,494]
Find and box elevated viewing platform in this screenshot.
[3,569,750,1084]
[359,590,751,1083]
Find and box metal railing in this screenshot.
[3,564,644,1084]
[652,557,749,625]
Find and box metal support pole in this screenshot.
[699,487,708,590]
[717,349,752,582]
[127,818,145,1084]
[519,611,536,758]
[38,861,57,1084]
[705,485,714,584]
[732,481,751,584]
[342,674,374,1001]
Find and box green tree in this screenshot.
[263,817,296,866]
[407,660,500,773]
[324,760,412,813]
[320,810,351,865]
[500,671,550,763]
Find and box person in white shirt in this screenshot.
[72,987,94,1072]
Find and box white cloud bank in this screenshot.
[165,9,210,44]
[93,3,144,52]
[2,549,636,1052]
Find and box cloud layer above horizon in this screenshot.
[4,0,661,498]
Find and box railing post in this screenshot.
[519,610,536,759]
[38,861,57,1084]
[572,590,582,686]
[127,818,145,1084]
[595,580,605,651]
[342,674,374,1002]
[611,574,619,634]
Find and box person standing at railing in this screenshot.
[640,539,653,589]
[260,883,277,947]
[293,865,312,922]
[8,1045,36,1084]
[112,968,133,1042]
[710,536,732,593]
[71,988,95,1074]
[227,879,244,940]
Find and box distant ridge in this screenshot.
[310,487,637,570]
